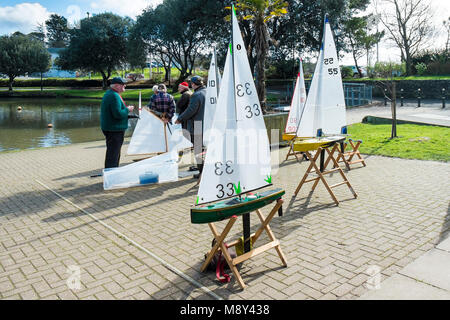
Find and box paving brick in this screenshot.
[331,283,355,297]
[0,139,448,301]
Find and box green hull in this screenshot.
[191,188,285,224]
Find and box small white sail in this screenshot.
[203,48,222,146]
[138,91,142,116]
[296,16,346,137]
[103,150,178,190]
[127,108,192,156]
[167,117,193,151]
[127,107,168,155]
[285,58,307,134]
[196,6,271,205]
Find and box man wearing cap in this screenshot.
[176,75,206,177]
[175,81,192,130]
[100,77,134,168]
[148,83,175,123]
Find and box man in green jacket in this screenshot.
[100,77,134,168]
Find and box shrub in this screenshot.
[415,62,428,75]
[341,66,353,79]
[373,61,406,77]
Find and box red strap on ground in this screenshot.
[215,244,231,283]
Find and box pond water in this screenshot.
[0,98,137,152]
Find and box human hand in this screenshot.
[127,105,134,112]
[175,120,181,124]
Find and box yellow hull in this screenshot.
[293,136,345,152]
[282,133,296,141]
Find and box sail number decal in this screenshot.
[325,57,339,75]
[214,161,234,176]
[210,97,217,104]
[327,68,339,75]
[209,80,216,87]
[216,183,235,198]
[236,83,252,97]
[245,104,261,118]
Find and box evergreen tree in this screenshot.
[45,14,70,48]
[0,34,51,91]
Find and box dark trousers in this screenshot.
[190,129,204,174]
[102,130,125,169]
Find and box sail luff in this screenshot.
[214,47,220,97]
[295,15,346,138]
[285,58,307,134]
[195,5,271,205]
[231,4,238,124]
[203,49,222,146]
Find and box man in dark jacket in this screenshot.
[176,76,206,176]
[175,81,192,130]
[100,77,134,169]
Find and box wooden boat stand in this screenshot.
[283,134,307,162]
[333,139,366,170]
[294,144,358,205]
[285,138,307,162]
[200,199,287,289]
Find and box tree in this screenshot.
[374,62,400,138]
[377,0,435,76]
[134,0,227,88]
[45,14,70,48]
[0,34,51,91]
[232,0,288,113]
[342,14,384,77]
[444,17,450,52]
[267,0,369,79]
[28,23,46,43]
[57,13,132,90]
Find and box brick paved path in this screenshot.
[0,140,448,299]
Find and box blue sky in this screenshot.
[0,1,162,35]
[1,1,448,65]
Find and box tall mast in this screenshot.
[214,47,220,97]
[231,3,237,122]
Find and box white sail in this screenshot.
[127,107,168,155]
[127,108,192,155]
[138,91,142,116]
[167,117,193,151]
[196,6,271,205]
[203,48,222,146]
[296,17,346,137]
[103,150,178,190]
[285,58,307,133]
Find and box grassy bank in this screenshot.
[0,88,182,101]
[347,123,450,162]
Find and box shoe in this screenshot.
[193,173,200,179]
[189,166,198,171]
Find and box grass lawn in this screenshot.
[0,88,182,101]
[345,75,450,81]
[347,123,450,162]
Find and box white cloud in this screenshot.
[0,3,51,35]
[89,0,162,19]
[66,5,82,26]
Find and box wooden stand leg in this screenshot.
[200,199,287,290]
[325,147,358,199]
[294,150,318,196]
[294,144,360,206]
[201,216,246,289]
[285,139,302,162]
[255,200,287,266]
